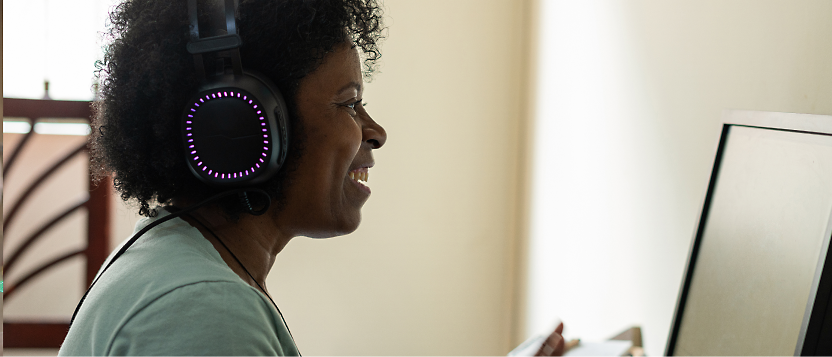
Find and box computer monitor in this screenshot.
[666,110,832,356]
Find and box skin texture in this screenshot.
[181,42,386,294]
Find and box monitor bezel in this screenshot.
[664,110,832,356]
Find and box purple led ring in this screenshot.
[188,89,273,180]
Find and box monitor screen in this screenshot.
[667,111,832,356]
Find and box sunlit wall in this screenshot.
[526,1,832,355]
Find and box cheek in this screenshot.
[331,121,363,181]
[305,116,362,191]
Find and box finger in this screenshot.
[551,335,565,356]
[554,322,564,334]
[535,342,555,356]
[540,332,564,356]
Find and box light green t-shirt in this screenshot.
[59,211,299,356]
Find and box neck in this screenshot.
[179,204,293,291]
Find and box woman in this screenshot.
[59,0,564,355]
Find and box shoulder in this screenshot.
[108,280,295,355]
[61,215,298,355]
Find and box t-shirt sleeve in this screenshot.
[106,280,296,356]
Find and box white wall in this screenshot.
[526,1,832,355]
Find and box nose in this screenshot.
[361,112,386,149]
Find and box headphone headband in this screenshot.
[188,0,238,38]
[187,0,242,80]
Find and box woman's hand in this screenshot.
[535,322,565,356]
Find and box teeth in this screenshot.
[349,170,369,183]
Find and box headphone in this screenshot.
[182,0,290,186]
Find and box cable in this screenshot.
[184,214,298,347]
[69,188,271,327]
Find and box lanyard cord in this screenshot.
[183,213,299,349]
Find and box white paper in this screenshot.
[508,334,547,356]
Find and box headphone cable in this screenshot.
[69,188,271,327]
[183,213,298,348]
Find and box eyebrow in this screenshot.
[336,81,362,95]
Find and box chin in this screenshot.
[305,214,362,239]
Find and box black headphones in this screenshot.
[182,0,290,186]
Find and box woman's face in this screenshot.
[276,42,386,238]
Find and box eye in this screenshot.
[346,99,363,109]
[342,99,363,117]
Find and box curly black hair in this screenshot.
[91,0,384,218]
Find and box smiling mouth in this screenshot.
[348,167,371,193]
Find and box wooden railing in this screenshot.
[3,97,111,348]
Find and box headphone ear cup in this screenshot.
[182,72,289,186]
